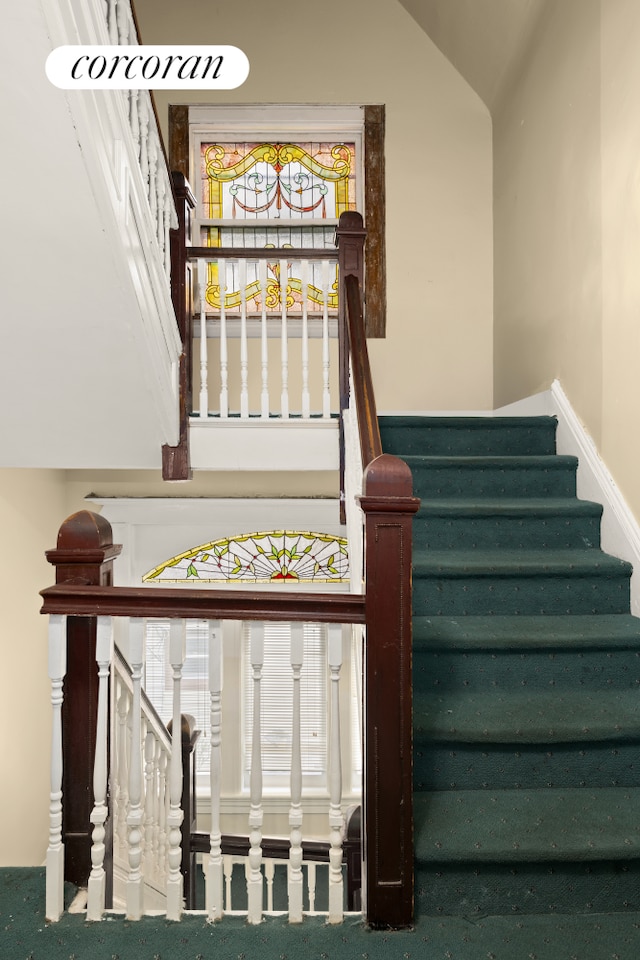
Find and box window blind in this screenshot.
[242,621,327,788]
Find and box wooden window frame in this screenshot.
[169,103,386,337]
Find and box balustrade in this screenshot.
[100,0,177,287]
[190,250,338,420]
[41,553,364,925]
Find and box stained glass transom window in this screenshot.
[198,140,356,318]
[143,530,349,583]
[200,141,356,229]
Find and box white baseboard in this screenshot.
[550,380,640,617]
[493,389,556,417]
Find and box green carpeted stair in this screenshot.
[379,415,640,917]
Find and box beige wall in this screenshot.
[600,0,640,520]
[135,0,494,413]
[494,0,640,517]
[0,469,67,865]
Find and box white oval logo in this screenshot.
[45,45,249,89]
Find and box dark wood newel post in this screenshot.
[360,455,419,929]
[336,211,366,523]
[45,511,122,893]
[162,171,196,481]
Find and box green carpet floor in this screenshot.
[3,867,640,959]
[379,415,640,918]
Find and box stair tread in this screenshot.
[416,497,602,517]
[414,688,640,742]
[414,787,640,863]
[380,415,559,428]
[404,454,576,467]
[413,548,632,577]
[413,614,640,650]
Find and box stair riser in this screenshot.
[415,861,640,915]
[414,513,602,550]
[413,741,640,791]
[409,463,577,499]
[413,575,631,616]
[379,419,557,457]
[413,650,640,692]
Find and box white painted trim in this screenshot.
[91,496,342,528]
[189,419,339,472]
[188,103,365,134]
[494,389,556,417]
[550,380,640,616]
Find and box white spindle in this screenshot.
[143,730,156,869]
[240,260,249,418]
[152,737,162,876]
[46,614,67,922]
[219,260,229,417]
[107,0,118,44]
[266,860,276,913]
[158,749,168,878]
[301,261,310,419]
[116,0,128,44]
[116,681,130,856]
[224,854,234,912]
[206,620,224,921]
[247,621,264,923]
[156,172,166,259]
[280,258,289,418]
[288,623,304,922]
[148,133,158,228]
[167,619,186,921]
[197,259,209,417]
[322,260,331,419]
[307,861,317,914]
[138,95,150,187]
[327,623,344,923]
[126,618,145,920]
[87,617,114,921]
[130,90,140,158]
[260,259,269,418]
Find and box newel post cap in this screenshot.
[360,454,420,513]
[45,510,122,575]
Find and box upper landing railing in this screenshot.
[162,178,373,486]
[103,0,178,279]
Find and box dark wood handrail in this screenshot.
[40,582,365,624]
[344,272,383,468]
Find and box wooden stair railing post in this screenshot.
[45,511,122,897]
[360,455,419,929]
[336,211,366,524]
[162,171,196,481]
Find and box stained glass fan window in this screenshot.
[143,530,349,583]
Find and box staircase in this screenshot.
[379,414,640,917]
